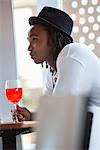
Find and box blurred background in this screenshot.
[0,0,99,149]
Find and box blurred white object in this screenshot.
[88,106,100,150]
[36,95,87,150]
[0,118,3,123]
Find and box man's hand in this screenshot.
[11,105,32,122]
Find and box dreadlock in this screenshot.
[52,31,73,61]
[40,23,73,70]
[43,24,73,61]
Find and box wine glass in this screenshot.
[5,79,22,123]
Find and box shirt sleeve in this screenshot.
[53,56,90,96]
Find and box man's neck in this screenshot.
[47,60,56,71]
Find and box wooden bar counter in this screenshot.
[0,121,36,150]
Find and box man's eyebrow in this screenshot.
[29,34,38,38]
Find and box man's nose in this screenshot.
[28,44,32,51]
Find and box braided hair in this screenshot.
[53,32,73,61]
[43,23,73,61]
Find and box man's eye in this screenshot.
[32,37,37,41]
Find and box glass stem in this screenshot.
[14,103,17,110]
[13,103,18,123]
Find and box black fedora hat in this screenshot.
[29,6,73,38]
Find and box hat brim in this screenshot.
[29,16,73,41]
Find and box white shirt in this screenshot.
[44,42,100,107]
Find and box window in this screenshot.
[14,7,43,111]
[63,0,100,56]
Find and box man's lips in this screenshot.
[30,52,36,60]
[30,52,34,57]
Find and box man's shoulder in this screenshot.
[57,42,82,65]
[67,42,88,51]
[67,42,91,57]
[62,42,88,54]
[57,42,91,68]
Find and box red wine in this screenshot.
[6,88,22,104]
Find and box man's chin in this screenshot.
[31,57,38,64]
[33,59,42,64]
[31,57,44,64]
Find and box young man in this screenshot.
[14,6,100,122]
